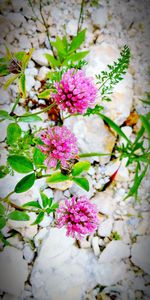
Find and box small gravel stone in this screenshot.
[23,244,35,263]
[92,236,100,256]
[98,218,113,237]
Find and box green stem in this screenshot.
[79,152,114,158]
[17,102,56,118]
[10,95,20,115]
[39,0,55,57]
[2,191,14,202]
[77,0,85,33]
[37,173,52,179]
[2,192,41,213]
[63,113,80,120]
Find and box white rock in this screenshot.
[86,43,133,125]
[6,12,26,28]
[131,236,150,274]
[6,234,23,250]
[99,240,130,263]
[98,218,113,237]
[48,180,73,191]
[31,228,99,300]
[25,67,38,77]
[91,7,108,28]
[20,225,38,240]
[0,247,28,296]
[66,19,78,36]
[39,214,53,228]
[70,176,95,199]
[19,35,31,49]
[115,158,129,182]
[34,228,49,248]
[105,159,120,177]
[92,236,100,256]
[88,166,95,176]
[119,126,132,146]
[23,244,35,263]
[91,190,115,215]
[37,66,50,81]
[34,80,41,91]
[7,212,36,229]
[0,172,23,197]
[32,49,53,66]
[0,89,10,104]
[94,261,128,286]
[64,115,115,164]
[42,188,53,199]
[25,75,35,92]
[79,237,91,249]
[113,220,130,243]
[36,20,46,32]
[2,294,17,300]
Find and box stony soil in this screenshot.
[0,0,150,299]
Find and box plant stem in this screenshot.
[39,0,55,56]
[77,0,85,33]
[1,193,41,213]
[10,94,20,115]
[63,113,80,120]
[79,152,114,158]
[18,102,56,118]
[2,191,14,202]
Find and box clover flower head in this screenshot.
[56,195,99,239]
[52,69,98,114]
[38,126,78,168]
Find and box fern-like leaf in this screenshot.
[96,45,131,99]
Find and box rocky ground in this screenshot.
[0,0,150,299]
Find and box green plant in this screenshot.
[96,45,131,101]
[0,15,149,244]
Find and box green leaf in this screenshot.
[7,123,22,145]
[0,110,13,121]
[38,89,51,99]
[8,155,34,173]
[98,113,131,144]
[0,217,6,230]
[45,54,60,67]
[125,165,148,200]
[0,232,10,246]
[40,192,49,208]
[47,172,69,183]
[72,177,89,191]
[63,51,89,65]
[8,210,30,221]
[140,114,150,141]
[49,202,59,211]
[32,211,44,225]
[0,165,9,178]
[18,114,42,122]
[51,36,67,55]
[19,73,26,98]
[23,201,41,208]
[22,48,34,70]
[96,45,130,96]
[3,74,19,89]
[84,104,104,116]
[47,198,53,207]
[72,161,91,176]
[0,203,6,216]
[14,173,35,193]
[69,29,86,52]
[14,51,26,61]
[0,66,9,77]
[33,147,45,167]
